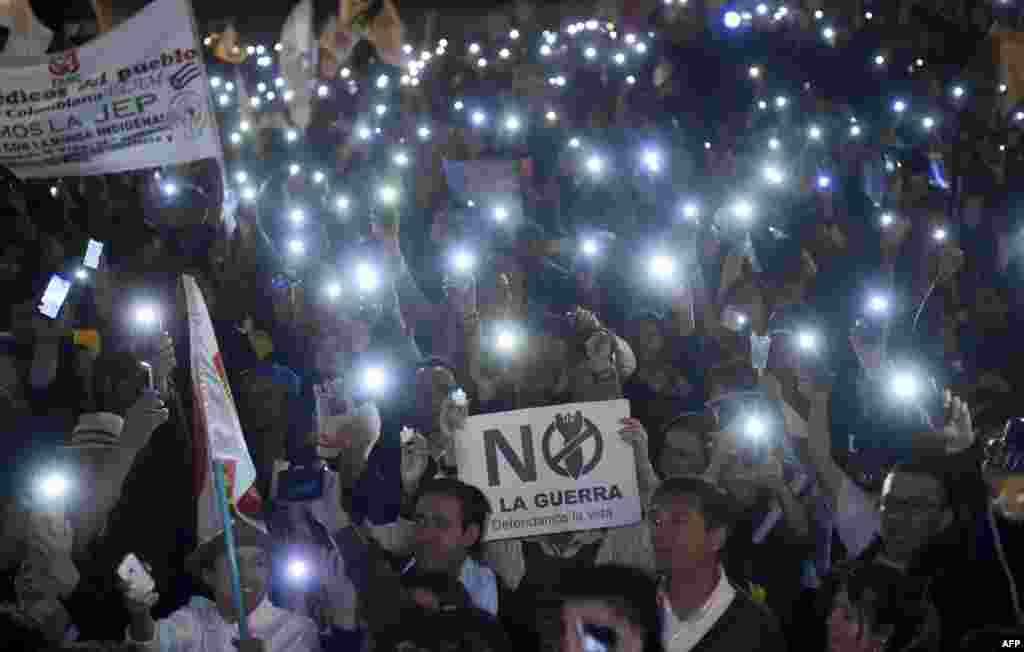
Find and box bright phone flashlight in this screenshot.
[731,198,755,222]
[135,305,159,328]
[39,472,69,500]
[889,371,919,401]
[451,249,475,274]
[932,227,947,242]
[880,213,893,227]
[363,367,387,393]
[288,239,305,256]
[796,330,818,352]
[586,155,604,175]
[495,327,519,353]
[868,294,889,315]
[642,149,662,172]
[744,415,767,439]
[378,185,398,204]
[324,281,342,300]
[649,254,675,281]
[287,559,309,581]
[581,239,599,257]
[763,165,785,185]
[355,263,378,293]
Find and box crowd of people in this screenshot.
[4,0,1024,650]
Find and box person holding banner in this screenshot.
[121,517,320,652]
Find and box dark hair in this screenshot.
[652,475,738,534]
[707,357,758,394]
[92,351,146,412]
[887,458,955,509]
[817,559,931,648]
[660,412,715,464]
[556,565,666,652]
[416,356,459,380]
[416,478,492,551]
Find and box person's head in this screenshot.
[984,418,1024,522]
[878,461,953,563]
[972,284,1010,331]
[721,275,768,335]
[314,333,349,378]
[236,364,298,433]
[626,313,666,364]
[554,565,665,652]
[706,358,758,402]
[192,521,271,619]
[825,567,902,652]
[649,476,735,579]
[804,219,847,263]
[412,478,491,575]
[415,358,458,427]
[92,351,147,416]
[658,413,713,479]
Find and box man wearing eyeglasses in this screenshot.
[817,460,954,652]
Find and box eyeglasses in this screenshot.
[413,513,454,531]
[879,496,944,515]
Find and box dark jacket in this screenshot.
[692,588,788,652]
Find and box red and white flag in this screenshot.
[184,275,259,540]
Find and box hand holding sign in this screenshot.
[456,400,640,541]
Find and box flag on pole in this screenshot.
[184,274,259,541]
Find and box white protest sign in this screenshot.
[0,0,220,178]
[456,399,642,541]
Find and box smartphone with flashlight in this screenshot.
[117,553,155,595]
[450,387,468,407]
[38,275,72,319]
[83,239,104,270]
[139,362,155,391]
[577,621,617,652]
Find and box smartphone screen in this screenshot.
[38,275,72,319]
[139,362,155,391]
[84,239,104,269]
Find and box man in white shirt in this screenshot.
[121,517,320,652]
[649,476,785,652]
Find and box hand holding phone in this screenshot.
[117,553,155,596]
[83,240,104,270]
[38,275,72,320]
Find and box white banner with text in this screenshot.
[456,399,642,541]
[0,0,219,178]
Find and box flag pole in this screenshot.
[212,460,250,640]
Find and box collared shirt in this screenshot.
[660,567,736,652]
[126,595,320,652]
[401,556,499,616]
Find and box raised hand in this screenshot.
[940,391,973,454]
